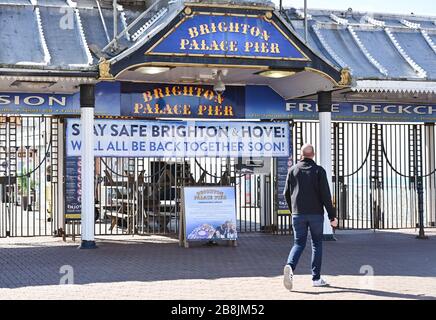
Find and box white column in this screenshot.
[319,112,334,238]
[57,122,65,234]
[318,91,335,240]
[79,84,96,249]
[425,123,435,226]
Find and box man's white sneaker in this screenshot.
[312,278,329,287]
[283,265,293,291]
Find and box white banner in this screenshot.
[66,119,289,158]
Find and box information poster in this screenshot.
[182,187,237,242]
[277,156,293,215]
[65,156,81,220]
[276,124,293,215]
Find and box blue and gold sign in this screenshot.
[121,83,245,118]
[147,13,309,60]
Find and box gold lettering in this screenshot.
[207,105,214,116]
[191,39,200,50]
[216,93,224,104]
[241,24,249,34]
[163,104,173,114]
[261,42,269,53]
[199,24,210,35]
[224,106,234,116]
[196,87,204,97]
[198,105,207,115]
[172,86,182,96]
[143,91,153,102]
[227,22,234,33]
[165,86,171,97]
[145,103,155,114]
[180,39,189,50]
[218,22,227,32]
[244,41,253,52]
[188,27,199,38]
[153,88,165,99]
[211,40,220,51]
[133,103,143,114]
[219,41,227,51]
[203,90,214,100]
[183,86,194,96]
[173,105,180,114]
[200,40,208,50]
[250,27,260,38]
[262,30,270,41]
[270,43,280,54]
[153,103,161,114]
[184,104,192,115]
[215,105,223,116]
[233,22,239,33]
[210,23,217,33]
[229,41,238,52]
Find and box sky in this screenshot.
[272,0,436,16]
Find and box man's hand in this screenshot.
[330,218,338,228]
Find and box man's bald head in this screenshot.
[300,143,315,160]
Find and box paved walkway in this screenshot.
[0,229,435,300]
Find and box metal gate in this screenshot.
[294,121,436,230]
[0,116,60,237]
[91,156,273,236]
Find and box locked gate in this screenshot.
[5,117,434,238]
[294,121,436,230]
[90,156,273,236]
[0,116,60,237]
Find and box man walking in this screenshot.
[283,143,337,290]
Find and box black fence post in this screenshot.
[412,125,427,240]
[416,177,428,239]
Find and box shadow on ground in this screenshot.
[0,229,435,300]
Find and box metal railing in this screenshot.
[294,120,436,232]
[92,156,274,236]
[0,116,60,238]
[102,0,183,52]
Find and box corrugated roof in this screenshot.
[0,0,146,71]
[284,8,436,81]
[0,5,45,65]
[1,1,435,87]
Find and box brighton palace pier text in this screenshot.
[180,22,280,53]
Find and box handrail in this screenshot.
[96,0,111,44]
[102,0,165,52]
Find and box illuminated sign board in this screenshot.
[121,83,245,118]
[147,13,309,60]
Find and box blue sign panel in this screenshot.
[0,82,120,116]
[94,82,121,116]
[0,93,75,114]
[276,124,293,215]
[65,156,81,221]
[246,85,285,118]
[246,99,436,122]
[148,13,308,60]
[121,83,245,118]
